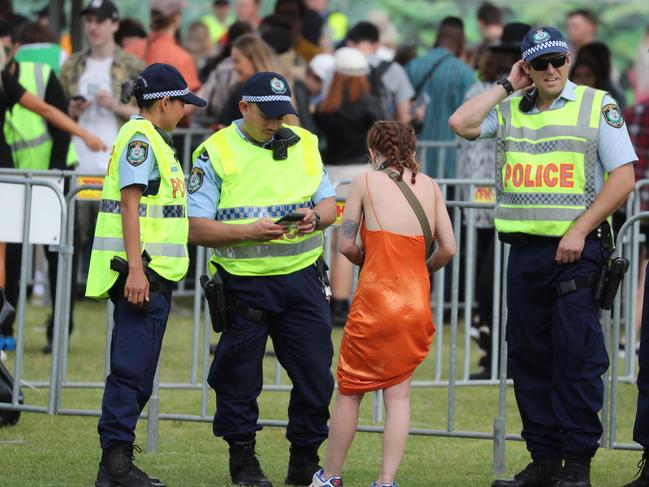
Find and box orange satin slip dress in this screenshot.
[336,173,435,395]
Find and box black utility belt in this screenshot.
[499,226,608,246]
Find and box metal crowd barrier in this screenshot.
[0,168,645,473]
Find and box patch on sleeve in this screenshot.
[602,103,624,128]
[188,167,205,194]
[126,140,149,166]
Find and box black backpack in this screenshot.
[367,60,393,119]
[0,360,22,427]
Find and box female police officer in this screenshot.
[85,63,206,487]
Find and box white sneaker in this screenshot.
[310,468,343,487]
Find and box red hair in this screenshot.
[367,121,419,184]
[319,72,371,113]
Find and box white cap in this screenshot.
[309,53,335,81]
[334,47,370,77]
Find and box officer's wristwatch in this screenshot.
[314,211,321,229]
[497,77,515,96]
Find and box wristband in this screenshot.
[314,211,321,229]
[496,77,515,96]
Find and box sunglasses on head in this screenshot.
[529,54,568,71]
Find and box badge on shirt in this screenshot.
[602,103,624,128]
[126,140,149,166]
[188,167,205,194]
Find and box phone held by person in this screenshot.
[274,212,305,227]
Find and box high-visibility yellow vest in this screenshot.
[194,123,324,276]
[85,118,189,299]
[4,62,77,170]
[494,85,605,237]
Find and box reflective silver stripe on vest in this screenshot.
[214,233,324,259]
[216,202,313,221]
[99,199,185,218]
[10,132,52,151]
[92,237,187,257]
[495,206,584,221]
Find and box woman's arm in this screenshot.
[339,175,365,266]
[427,181,457,272]
[121,185,149,307]
[18,91,106,151]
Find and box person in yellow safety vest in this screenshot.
[188,71,337,487]
[201,0,234,45]
[85,63,205,487]
[0,26,105,352]
[450,26,637,487]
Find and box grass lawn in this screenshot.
[0,297,644,486]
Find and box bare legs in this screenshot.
[322,379,411,485]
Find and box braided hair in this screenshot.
[367,121,419,184]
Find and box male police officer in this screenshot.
[188,72,337,487]
[450,27,636,487]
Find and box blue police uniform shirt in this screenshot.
[187,119,335,219]
[118,116,161,191]
[479,80,638,192]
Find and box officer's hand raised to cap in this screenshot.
[507,60,535,92]
[555,227,586,264]
[247,218,290,242]
[124,267,150,307]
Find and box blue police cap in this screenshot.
[241,72,298,118]
[521,26,569,62]
[137,63,207,108]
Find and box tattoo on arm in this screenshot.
[341,219,359,239]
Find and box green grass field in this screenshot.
[0,298,644,486]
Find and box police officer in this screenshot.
[450,27,637,487]
[188,71,337,487]
[626,264,649,486]
[86,63,206,487]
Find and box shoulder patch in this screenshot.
[602,103,624,128]
[126,140,149,166]
[188,167,205,194]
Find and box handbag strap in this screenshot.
[413,53,452,99]
[382,168,434,260]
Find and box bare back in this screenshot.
[362,169,438,237]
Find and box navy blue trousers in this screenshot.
[208,264,334,447]
[506,239,609,459]
[98,288,172,449]
[633,262,649,448]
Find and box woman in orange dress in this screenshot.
[311,121,456,487]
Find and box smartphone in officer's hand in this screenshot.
[274,212,305,226]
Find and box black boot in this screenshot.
[553,456,591,487]
[228,440,273,486]
[95,443,163,487]
[492,459,562,487]
[0,287,15,330]
[285,443,320,486]
[625,450,649,487]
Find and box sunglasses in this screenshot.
[529,54,568,71]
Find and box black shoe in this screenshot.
[285,443,320,486]
[492,459,562,487]
[0,288,15,329]
[625,450,649,487]
[553,456,591,487]
[95,443,162,487]
[330,299,349,328]
[470,367,492,380]
[228,439,273,486]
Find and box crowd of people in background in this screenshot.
[0,0,648,367]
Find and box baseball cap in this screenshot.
[241,72,297,118]
[137,63,207,107]
[80,0,119,21]
[151,0,186,16]
[521,26,569,62]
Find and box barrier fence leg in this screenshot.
[146,360,161,453]
[493,243,510,476]
[372,390,384,423]
[15,184,32,409]
[447,207,462,432]
[191,246,206,385]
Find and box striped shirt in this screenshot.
[406,48,475,178]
